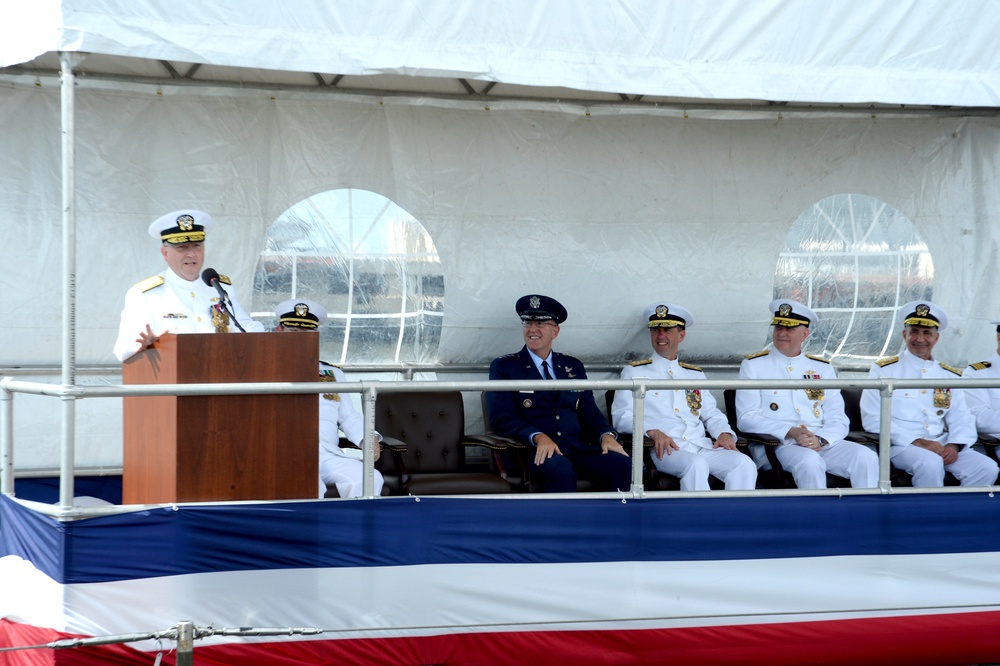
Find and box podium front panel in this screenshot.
[123,332,319,503]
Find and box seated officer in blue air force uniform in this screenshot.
[961,319,1000,439]
[113,209,263,361]
[274,298,384,498]
[861,302,999,487]
[736,299,879,489]
[487,294,632,493]
[611,303,756,491]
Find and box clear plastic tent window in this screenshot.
[773,193,933,363]
[251,189,443,364]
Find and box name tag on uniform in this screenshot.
[163,313,188,319]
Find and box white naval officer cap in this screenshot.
[275,298,328,329]
[643,303,692,329]
[148,210,211,244]
[898,301,948,331]
[769,299,818,328]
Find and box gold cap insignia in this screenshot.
[656,305,668,318]
[295,303,309,318]
[916,304,930,317]
[176,214,194,231]
[779,303,792,317]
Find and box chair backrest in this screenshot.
[840,388,866,432]
[374,391,465,473]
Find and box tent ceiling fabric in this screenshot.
[3,0,1000,108]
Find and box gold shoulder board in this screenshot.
[678,361,703,371]
[133,275,164,292]
[628,359,653,367]
[875,356,899,367]
[940,363,963,376]
[805,354,831,364]
[218,274,233,285]
[970,361,993,371]
[744,350,770,360]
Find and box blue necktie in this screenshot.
[541,360,553,379]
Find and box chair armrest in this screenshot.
[977,433,1000,446]
[379,435,408,452]
[462,434,511,451]
[846,430,880,444]
[736,431,781,446]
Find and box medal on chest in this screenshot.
[320,369,340,401]
[933,388,951,409]
[685,389,701,416]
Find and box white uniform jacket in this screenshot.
[113,267,263,361]
[962,352,1000,437]
[612,356,733,451]
[736,349,849,446]
[861,349,976,447]
[319,363,374,461]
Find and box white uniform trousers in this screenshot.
[890,445,998,488]
[775,440,879,489]
[651,447,757,491]
[320,455,385,498]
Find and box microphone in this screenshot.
[201,268,246,332]
[201,267,230,303]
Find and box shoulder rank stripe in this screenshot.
[744,350,770,360]
[133,275,164,292]
[970,361,993,371]
[678,361,703,371]
[217,274,232,285]
[940,362,963,376]
[628,359,652,366]
[875,356,899,367]
[804,354,831,364]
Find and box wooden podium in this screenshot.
[122,332,318,504]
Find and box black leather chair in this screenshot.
[374,391,512,495]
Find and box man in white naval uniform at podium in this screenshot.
[113,209,263,362]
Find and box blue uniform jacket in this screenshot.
[487,346,614,453]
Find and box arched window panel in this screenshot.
[774,194,933,364]
[252,189,443,364]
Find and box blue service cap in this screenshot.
[516,294,567,324]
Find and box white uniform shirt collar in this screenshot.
[650,354,681,374]
[901,348,935,368]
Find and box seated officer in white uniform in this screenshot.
[736,299,879,489]
[113,209,263,361]
[611,303,756,491]
[862,301,999,487]
[961,319,1000,439]
[274,298,384,498]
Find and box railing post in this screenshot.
[1,378,12,495]
[630,383,646,496]
[175,620,194,666]
[361,383,378,498]
[878,382,894,493]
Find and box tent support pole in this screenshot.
[58,52,84,509]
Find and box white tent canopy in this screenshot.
[2,1,1000,471]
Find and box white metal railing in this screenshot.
[3,374,1000,517]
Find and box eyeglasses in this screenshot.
[522,320,556,329]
